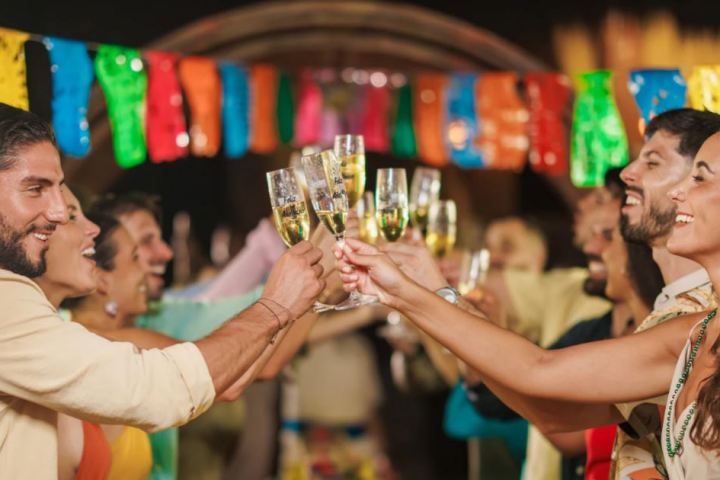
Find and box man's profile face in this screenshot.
[620,130,691,246]
[0,141,68,277]
[118,209,173,300]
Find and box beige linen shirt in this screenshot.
[0,269,216,479]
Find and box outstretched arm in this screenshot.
[336,239,698,405]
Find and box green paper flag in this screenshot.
[276,72,294,144]
[94,45,147,168]
[570,70,628,187]
[392,83,417,157]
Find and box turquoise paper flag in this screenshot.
[628,69,686,127]
[446,73,483,168]
[220,63,250,159]
[44,37,94,157]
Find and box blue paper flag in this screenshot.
[44,37,94,157]
[446,73,484,168]
[628,69,687,125]
[220,63,250,159]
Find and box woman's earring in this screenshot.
[104,301,118,317]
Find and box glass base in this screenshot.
[312,301,335,313]
[332,291,378,311]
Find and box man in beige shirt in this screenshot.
[0,105,325,478]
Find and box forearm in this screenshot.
[259,312,320,378]
[393,282,676,403]
[545,430,587,457]
[307,307,379,344]
[93,327,178,349]
[419,332,459,386]
[195,303,282,394]
[482,377,622,433]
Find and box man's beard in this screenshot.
[620,199,676,245]
[583,254,608,298]
[583,276,608,298]
[0,214,50,278]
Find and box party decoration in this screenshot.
[414,73,449,167]
[570,70,628,187]
[276,71,294,144]
[319,108,342,148]
[178,56,222,157]
[445,73,483,167]
[94,45,147,169]
[628,69,687,131]
[294,70,323,146]
[391,83,417,157]
[476,72,529,171]
[249,64,278,154]
[44,37,94,157]
[688,65,720,113]
[145,51,188,163]
[219,63,250,159]
[0,28,30,110]
[525,72,572,176]
[361,84,391,152]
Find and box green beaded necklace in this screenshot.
[665,309,717,458]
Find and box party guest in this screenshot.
[0,103,325,479]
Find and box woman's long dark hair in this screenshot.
[691,313,720,451]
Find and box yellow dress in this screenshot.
[107,426,153,480]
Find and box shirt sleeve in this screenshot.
[0,273,215,432]
[136,287,263,341]
[199,219,285,300]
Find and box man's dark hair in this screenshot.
[604,167,625,200]
[0,103,57,171]
[90,192,163,225]
[645,108,720,160]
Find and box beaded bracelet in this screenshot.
[255,301,283,344]
[258,297,294,328]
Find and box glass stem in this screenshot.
[335,235,361,300]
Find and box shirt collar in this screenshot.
[654,269,711,311]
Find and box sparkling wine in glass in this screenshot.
[334,134,366,208]
[356,191,379,245]
[458,248,491,295]
[302,150,377,311]
[375,168,409,242]
[266,167,332,312]
[425,200,457,258]
[409,167,441,236]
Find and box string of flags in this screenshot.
[3,27,720,186]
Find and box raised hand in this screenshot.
[333,238,412,308]
[379,241,448,292]
[262,241,325,319]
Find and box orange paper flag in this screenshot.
[250,64,278,154]
[178,56,221,157]
[476,72,529,171]
[413,73,448,167]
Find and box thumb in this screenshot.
[345,237,380,255]
[342,242,380,268]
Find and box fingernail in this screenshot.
[342,266,352,273]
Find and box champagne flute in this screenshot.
[302,150,377,311]
[356,191,379,244]
[425,200,457,258]
[409,167,441,236]
[458,248,491,295]
[375,168,409,242]
[266,167,333,313]
[334,134,366,208]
